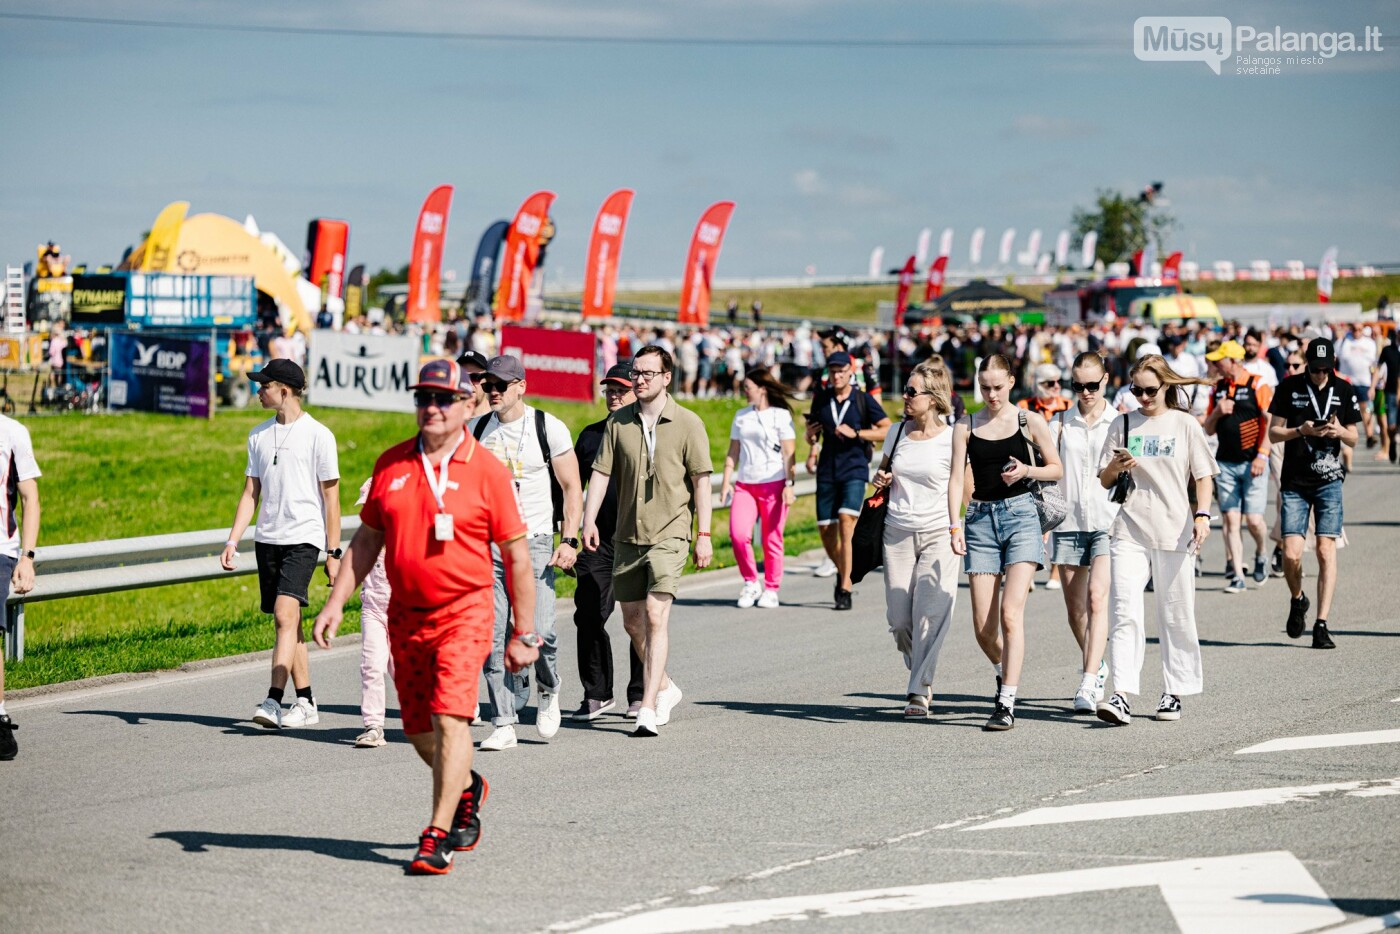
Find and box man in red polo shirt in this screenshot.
[314,359,538,876]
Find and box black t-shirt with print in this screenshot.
[1268,373,1362,491]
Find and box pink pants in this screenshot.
[730,480,789,591]
[360,555,395,728]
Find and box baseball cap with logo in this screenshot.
[410,358,473,394]
[1307,338,1336,370]
[600,363,633,387]
[456,350,489,371]
[247,358,306,391]
[485,355,527,383]
[1205,340,1246,362]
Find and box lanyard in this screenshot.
[419,431,466,513]
[641,413,660,463]
[829,393,853,433]
[1304,380,1335,423]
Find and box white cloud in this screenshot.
[793,169,827,196]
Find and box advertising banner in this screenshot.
[343,264,365,321]
[408,185,454,323]
[498,325,595,402]
[924,255,949,301]
[894,255,916,328]
[305,218,350,299]
[70,274,127,326]
[969,228,985,266]
[0,336,24,369]
[308,331,418,413]
[466,220,509,314]
[140,201,189,273]
[582,189,634,320]
[678,201,735,327]
[108,331,214,418]
[495,192,556,322]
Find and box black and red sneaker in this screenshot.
[407,826,454,875]
[451,771,490,852]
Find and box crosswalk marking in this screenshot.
[1237,729,1400,754]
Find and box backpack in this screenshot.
[473,408,565,532]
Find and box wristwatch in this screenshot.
[560,537,580,549]
[327,547,344,559]
[514,631,544,648]
[21,549,35,560]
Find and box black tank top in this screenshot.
[968,417,1033,501]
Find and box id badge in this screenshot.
[434,513,454,541]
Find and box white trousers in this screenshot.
[882,525,958,697]
[1106,537,1203,698]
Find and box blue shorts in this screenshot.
[964,494,1044,574]
[1216,459,1268,516]
[1051,529,1110,567]
[1386,392,1397,428]
[1281,482,1344,539]
[1353,383,1372,405]
[817,477,868,526]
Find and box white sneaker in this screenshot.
[757,589,780,609]
[472,704,482,725]
[1046,578,1062,591]
[813,557,837,578]
[281,697,319,728]
[655,680,683,726]
[354,725,386,747]
[633,707,659,737]
[736,580,762,609]
[537,692,561,739]
[1073,689,1096,714]
[480,725,517,751]
[252,697,282,729]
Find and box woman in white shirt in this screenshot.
[873,360,958,717]
[1050,352,1120,714]
[1096,355,1218,726]
[720,371,798,608]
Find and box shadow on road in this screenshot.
[151,830,409,865]
[697,692,1087,726]
[64,709,370,746]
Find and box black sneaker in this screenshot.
[1097,692,1132,725]
[407,826,455,875]
[1366,433,1379,449]
[1252,554,1267,584]
[1312,621,1336,650]
[1390,436,1397,464]
[834,589,852,611]
[983,704,1015,731]
[1154,693,1182,721]
[451,771,489,852]
[0,715,16,761]
[1271,545,1285,578]
[1286,593,1310,639]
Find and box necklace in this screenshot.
[272,414,302,466]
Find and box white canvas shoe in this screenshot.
[480,725,518,750]
[537,692,562,739]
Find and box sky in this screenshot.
[1,0,1397,284]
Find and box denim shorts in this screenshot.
[964,493,1045,574]
[816,477,868,526]
[1215,459,1268,516]
[1051,529,1110,567]
[1386,392,1397,428]
[1281,482,1344,539]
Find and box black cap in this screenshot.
[247,358,306,391]
[1307,337,1336,370]
[456,350,489,371]
[600,363,633,387]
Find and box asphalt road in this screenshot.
[4,463,1399,934]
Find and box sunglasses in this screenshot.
[1129,384,1161,398]
[1039,379,1060,388]
[1287,361,1306,371]
[1071,378,1105,393]
[1308,367,1331,375]
[414,391,464,409]
[902,386,934,399]
[481,379,517,394]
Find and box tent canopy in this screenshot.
[928,279,1046,317]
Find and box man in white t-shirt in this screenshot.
[470,355,583,750]
[0,414,41,762]
[220,359,341,730]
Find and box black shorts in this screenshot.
[254,542,321,614]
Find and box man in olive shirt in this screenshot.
[582,346,714,737]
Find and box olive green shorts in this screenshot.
[612,538,689,602]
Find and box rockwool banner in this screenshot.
[498,325,595,402]
[108,331,214,419]
[678,201,735,327]
[308,331,418,412]
[408,185,453,323]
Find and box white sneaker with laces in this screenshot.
[813,557,837,578]
[655,680,683,726]
[281,697,319,728]
[757,589,780,609]
[537,692,562,739]
[633,707,659,737]
[252,698,282,729]
[480,725,518,750]
[737,580,762,608]
[354,725,386,748]
[1073,689,1096,714]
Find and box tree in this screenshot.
[366,264,409,307]
[1071,189,1175,267]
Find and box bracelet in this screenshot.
[948,525,961,534]
[697,532,711,537]
[225,539,238,548]
[1194,513,1212,521]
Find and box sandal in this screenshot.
[903,695,930,718]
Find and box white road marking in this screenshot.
[578,851,1343,934]
[965,778,1400,831]
[1237,729,1400,754]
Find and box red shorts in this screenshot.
[387,593,493,736]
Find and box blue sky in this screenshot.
[1,0,1396,282]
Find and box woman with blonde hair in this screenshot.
[950,354,1063,731]
[1096,355,1217,726]
[873,359,959,717]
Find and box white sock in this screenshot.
[1078,671,1098,693]
[997,685,1018,708]
[993,662,1004,679]
[0,701,7,717]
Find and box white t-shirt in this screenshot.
[247,412,339,547]
[1097,408,1218,552]
[730,405,796,484]
[880,423,954,533]
[1243,357,1278,389]
[1338,336,1377,383]
[470,406,573,536]
[0,415,41,559]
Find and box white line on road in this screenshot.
[964,778,1400,831]
[1237,729,1400,754]
[577,851,1344,934]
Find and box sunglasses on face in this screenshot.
[1040,379,1060,388]
[481,379,517,394]
[1129,384,1161,398]
[1287,362,1305,371]
[1071,378,1105,393]
[414,391,464,409]
[1308,366,1331,375]
[902,386,934,399]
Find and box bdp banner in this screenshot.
[499,325,595,402]
[108,331,214,418]
[305,219,350,298]
[308,331,419,413]
[70,274,127,326]
[408,185,453,323]
[582,189,634,320]
[495,192,556,322]
[678,201,735,327]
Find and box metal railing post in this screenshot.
[4,600,21,662]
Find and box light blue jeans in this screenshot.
[484,534,560,726]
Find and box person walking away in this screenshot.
[720,370,798,609]
[571,363,645,721]
[470,356,583,750]
[1050,352,1119,713]
[1372,328,1400,463]
[581,346,714,737]
[313,358,538,875]
[1096,355,1217,726]
[1204,340,1274,593]
[220,359,340,730]
[1338,325,1379,447]
[873,360,958,718]
[1267,337,1361,649]
[804,351,891,610]
[949,354,1063,731]
[0,412,41,761]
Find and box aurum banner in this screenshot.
[582,189,634,320]
[495,191,556,322]
[678,201,735,327]
[407,185,453,323]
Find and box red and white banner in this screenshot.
[678,201,735,327]
[894,255,916,328]
[1162,251,1183,281]
[407,185,453,323]
[305,218,349,299]
[1317,246,1338,303]
[499,324,596,402]
[495,190,556,322]
[924,255,949,302]
[582,188,634,320]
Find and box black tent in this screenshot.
[928,279,1046,318]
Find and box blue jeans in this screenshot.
[484,534,560,726]
[1281,482,1344,539]
[1216,459,1267,516]
[964,494,1045,574]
